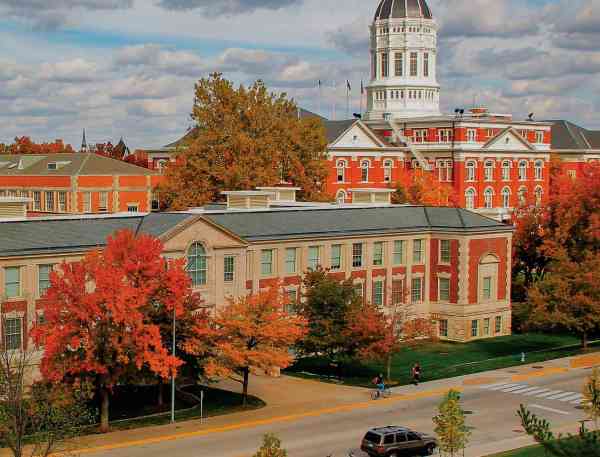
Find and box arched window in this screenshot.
[484,160,495,181]
[518,160,528,180]
[336,159,347,183]
[502,187,511,209]
[535,186,543,206]
[360,160,370,182]
[518,187,527,206]
[502,160,511,181]
[484,188,494,209]
[383,159,393,183]
[187,242,207,287]
[336,189,347,205]
[534,160,544,180]
[465,188,476,210]
[466,161,477,182]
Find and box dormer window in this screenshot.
[47,163,58,171]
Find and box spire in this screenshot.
[81,129,88,153]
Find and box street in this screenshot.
[86,365,589,457]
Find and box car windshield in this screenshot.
[364,432,381,444]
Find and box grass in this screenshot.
[286,333,596,387]
[486,445,546,456]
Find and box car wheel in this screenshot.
[387,453,398,457]
[425,444,435,455]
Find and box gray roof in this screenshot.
[0,213,193,258]
[0,153,158,176]
[204,206,510,242]
[375,0,433,20]
[324,119,357,144]
[549,120,600,150]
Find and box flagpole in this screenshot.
[332,80,336,121]
[318,80,322,117]
[346,80,350,119]
[360,81,364,117]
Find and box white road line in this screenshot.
[511,387,539,394]
[488,383,520,391]
[523,388,552,396]
[535,390,563,398]
[481,382,509,389]
[556,393,583,402]
[529,404,571,415]
[501,385,528,392]
[547,392,575,401]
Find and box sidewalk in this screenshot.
[1,352,597,457]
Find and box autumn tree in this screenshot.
[528,253,600,349]
[433,390,471,457]
[296,268,361,360]
[1,136,75,154]
[391,168,458,207]
[184,286,306,405]
[32,230,195,432]
[253,434,288,457]
[583,368,600,430]
[159,73,330,208]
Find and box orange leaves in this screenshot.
[392,168,458,207]
[1,136,75,154]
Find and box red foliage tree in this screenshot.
[392,168,458,207]
[1,136,75,154]
[184,286,306,405]
[32,230,195,432]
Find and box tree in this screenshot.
[583,368,600,430]
[0,137,75,154]
[433,390,471,457]
[32,230,195,432]
[391,168,458,207]
[528,253,600,349]
[159,73,330,208]
[296,268,361,360]
[519,405,600,456]
[0,348,94,457]
[253,434,288,457]
[184,286,306,405]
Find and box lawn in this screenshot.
[487,445,545,456]
[286,333,594,387]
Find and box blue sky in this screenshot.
[0,0,598,149]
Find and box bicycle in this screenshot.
[370,387,392,400]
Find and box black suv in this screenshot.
[360,426,437,456]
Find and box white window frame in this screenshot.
[330,244,342,271]
[411,277,423,303]
[83,192,92,213]
[438,277,450,302]
[285,248,297,275]
[439,319,448,337]
[308,246,321,271]
[484,160,495,182]
[393,240,405,265]
[484,188,494,209]
[373,242,384,266]
[535,186,543,206]
[535,130,544,144]
[3,317,23,351]
[187,243,208,287]
[439,240,451,264]
[360,160,370,183]
[534,160,544,181]
[466,161,477,182]
[518,160,528,181]
[352,243,363,268]
[465,188,476,210]
[99,191,109,212]
[223,255,235,282]
[4,266,21,299]
[471,320,479,338]
[33,191,41,211]
[467,129,477,143]
[383,160,393,183]
[373,280,385,307]
[38,264,54,297]
[502,187,511,209]
[261,249,274,277]
[502,160,511,181]
[336,190,347,205]
[413,239,424,264]
[336,159,347,183]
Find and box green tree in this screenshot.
[583,368,600,430]
[519,405,600,456]
[295,267,361,360]
[253,434,288,457]
[433,390,471,457]
[159,73,330,208]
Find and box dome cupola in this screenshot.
[374,0,432,21]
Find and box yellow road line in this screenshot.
[512,367,569,382]
[53,387,458,456]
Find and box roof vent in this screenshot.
[350,188,394,205]
[0,197,31,219]
[256,186,300,203]
[222,191,276,210]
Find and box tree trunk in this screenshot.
[100,387,110,433]
[242,367,250,406]
[157,380,164,407]
[582,332,589,350]
[386,354,392,383]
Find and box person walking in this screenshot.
[412,362,422,386]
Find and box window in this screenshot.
[331,245,342,271]
[99,191,109,212]
[373,280,384,307]
[336,160,346,183]
[535,187,543,206]
[383,160,393,183]
[392,280,404,305]
[413,129,428,143]
[410,52,418,77]
[4,267,20,298]
[45,191,54,212]
[47,162,57,171]
[308,246,321,270]
[495,316,502,333]
[151,193,160,211]
[3,318,22,351]
[33,191,41,211]
[518,160,528,180]
[261,249,274,276]
[440,240,451,264]
[483,276,492,300]
[352,243,363,268]
[373,242,384,266]
[484,188,494,209]
[518,187,527,206]
[439,277,450,301]
[285,289,297,313]
[465,188,476,210]
[534,160,544,180]
[224,256,235,282]
[413,239,424,264]
[187,243,207,286]
[535,130,544,144]
[484,160,494,181]
[83,192,91,213]
[58,191,67,212]
[336,190,346,205]
[484,318,491,336]
[486,129,494,138]
[438,129,452,143]
[467,129,477,142]
[393,240,405,265]
[283,248,297,275]
[439,319,448,337]
[381,52,389,78]
[502,188,511,209]
[127,204,139,212]
[423,52,429,77]
[38,264,53,297]
[361,160,370,182]
[394,52,403,76]
[568,170,577,179]
[411,277,423,303]
[466,161,476,181]
[502,160,511,181]
[437,160,453,182]
[471,320,479,337]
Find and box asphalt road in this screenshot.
[88,368,588,457]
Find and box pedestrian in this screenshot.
[412,362,422,386]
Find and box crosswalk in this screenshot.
[479,382,584,406]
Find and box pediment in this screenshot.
[331,122,385,149]
[483,128,535,151]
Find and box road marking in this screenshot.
[523,388,551,396]
[558,393,583,402]
[529,404,571,415]
[481,382,510,389]
[509,386,539,394]
[49,387,458,456]
[487,383,520,391]
[501,385,528,392]
[535,390,563,398]
[548,392,580,401]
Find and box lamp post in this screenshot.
[171,305,176,424]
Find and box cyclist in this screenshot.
[412,362,422,385]
[373,373,385,397]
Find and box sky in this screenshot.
[1,0,599,149]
